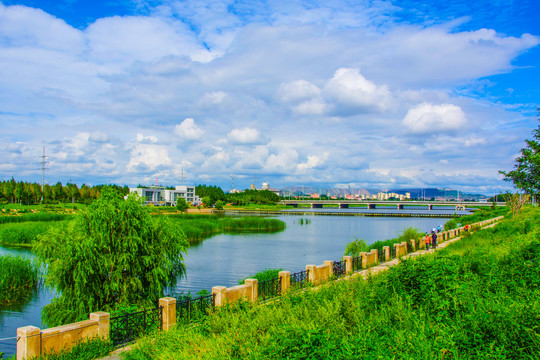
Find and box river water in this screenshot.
[0,213,449,356]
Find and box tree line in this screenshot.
[195,185,280,206]
[0,178,129,205]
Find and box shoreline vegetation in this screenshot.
[114,205,540,359]
[0,254,39,307]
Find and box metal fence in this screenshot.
[390,245,396,259]
[258,277,281,301]
[110,306,162,346]
[333,260,346,278]
[290,269,310,291]
[352,255,363,272]
[176,293,216,324]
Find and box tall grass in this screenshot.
[123,207,539,359]
[367,226,424,254]
[0,213,71,224]
[0,255,39,306]
[165,215,286,245]
[0,221,68,246]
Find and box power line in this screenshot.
[40,146,49,203]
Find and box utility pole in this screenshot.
[231,175,235,192]
[41,146,48,203]
[180,167,185,184]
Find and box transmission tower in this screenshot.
[40,146,49,203]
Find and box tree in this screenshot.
[176,197,188,212]
[202,196,212,207]
[215,200,224,210]
[344,238,369,257]
[35,187,188,327]
[506,192,530,216]
[500,108,540,202]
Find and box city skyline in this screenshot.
[0,0,539,195]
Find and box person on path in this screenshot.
[432,232,438,249]
[464,224,469,232]
[425,233,431,250]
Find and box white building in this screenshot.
[129,185,201,206]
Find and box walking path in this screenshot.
[97,220,501,360]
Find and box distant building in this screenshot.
[261,182,269,190]
[129,185,201,206]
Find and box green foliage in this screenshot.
[201,196,212,207]
[124,208,540,360]
[0,213,70,224]
[343,237,369,256]
[238,268,283,285]
[227,189,280,205]
[444,206,509,231]
[175,197,188,212]
[500,108,540,200]
[37,338,113,360]
[0,255,39,306]
[0,221,67,246]
[365,227,423,255]
[165,215,286,245]
[195,185,226,204]
[34,187,188,327]
[214,200,224,210]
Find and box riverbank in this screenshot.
[117,206,540,359]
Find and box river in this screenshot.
[0,213,449,356]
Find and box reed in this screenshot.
[0,255,39,306]
[0,221,68,246]
[0,212,71,224]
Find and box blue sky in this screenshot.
[0,0,538,194]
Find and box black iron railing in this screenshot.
[258,277,281,301]
[406,241,413,253]
[352,255,363,272]
[176,293,215,325]
[390,245,396,259]
[110,306,162,346]
[333,260,346,278]
[290,269,310,291]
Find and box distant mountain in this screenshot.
[389,188,489,201]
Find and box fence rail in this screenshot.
[290,269,310,291]
[258,277,281,301]
[110,306,162,346]
[390,245,396,259]
[352,255,362,272]
[176,293,216,324]
[333,260,346,278]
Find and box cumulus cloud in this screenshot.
[127,144,172,172]
[135,133,158,144]
[174,118,204,140]
[297,153,329,172]
[403,103,467,134]
[228,127,267,145]
[325,68,392,114]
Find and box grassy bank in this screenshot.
[165,215,286,245]
[0,221,68,247]
[123,206,538,359]
[0,255,39,307]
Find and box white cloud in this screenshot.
[297,153,329,172]
[403,103,467,134]
[174,118,204,140]
[135,133,158,144]
[127,144,171,172]
[324,68,392,114]
[279,80,321,102]
[228,127,267,145]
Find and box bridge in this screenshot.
[280,200,506,211]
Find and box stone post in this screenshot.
[343,256,353,274]
[212,286,227,307]
[324,261,333,279]
[89,311,110,340]
[17,326,40,360]
[279,271,291,294]
[372,249,379,263]
[244,279,258,301]
[401,241,408,255]
[382,246,390,262]
[306,265,316,283]
[158,297,177,331]
[359,252,367,268]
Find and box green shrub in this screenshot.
[238,268,283,285]
[37,338,113,360]
[0,221,67,246]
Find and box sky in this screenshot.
[0,0,539,195]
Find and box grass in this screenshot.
[36,338,113,360]
[0,212,71,224]
[0,254,39,306]
[164,215,286,245]
[122,206,538,359]
[0,221,68,247]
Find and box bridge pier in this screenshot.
[428,204,433,210]
[311,203,323,209]
[339,203,349,209]
[397,204,404,210]
[368,203,376,209]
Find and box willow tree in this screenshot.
[35,187,188,327]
